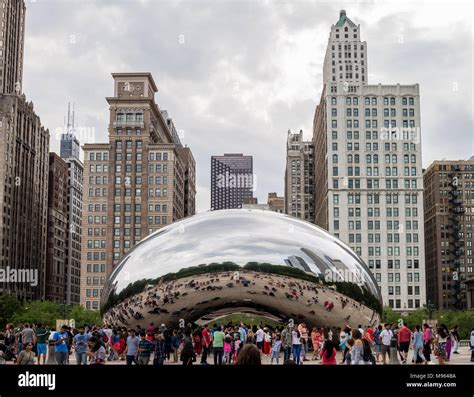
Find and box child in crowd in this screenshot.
[271,334,282,364]
[223,334,232,364]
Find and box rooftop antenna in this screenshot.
[72,102,75,132]
[66,102,71,134]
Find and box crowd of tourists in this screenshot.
[1,321,473,365]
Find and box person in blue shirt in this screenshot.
[52,325,70,365]
[137,332,154,365]
[153,332,166,366]
[125,329,140,365]
[73,326,90,365]
[171,330,180,363]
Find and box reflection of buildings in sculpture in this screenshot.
[331,258,363,284]
[299,247,342,281]
[284,255,312,273]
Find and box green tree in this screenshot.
[382,307,474,339]
[8,300,102,329]
[68,304,101,326]
[10,300,61,327]
[0,294,23,328]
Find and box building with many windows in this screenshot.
[423,157,474,310]
[284,130,314,222]
[0,0,25,95]
[45,153,68,302]
[267,193,284,213]
[313,10,425,310]
[0,0,50,301]
[0,95,49,300]
[80,73,195,309]
[60,122,83,305]
[210,153,253,210]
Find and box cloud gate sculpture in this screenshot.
[101,209,382,329]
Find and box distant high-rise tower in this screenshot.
[284,130,315,222]
[59,103,83,305]
[210,154,253,210]
[313,10,425,311]
[60,103,80,160]
[0,0,26,95]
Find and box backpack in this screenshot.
[362,339,375,365]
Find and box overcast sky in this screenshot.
[23,0,473,213]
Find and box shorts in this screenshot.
[399,342,410,353]
[374,344,381,353]
[37,343,47,355]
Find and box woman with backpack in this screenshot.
[180,328,196,366]
[350,329,373,365]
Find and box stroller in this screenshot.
[0,342,17,364]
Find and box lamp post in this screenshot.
[424,300,435,320]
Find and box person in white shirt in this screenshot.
[379,323,393,365]
[255,326,264,352]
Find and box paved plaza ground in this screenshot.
[12,345,472,366]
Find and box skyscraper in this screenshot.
[284,129,315,221]
[0,0,25,95]
[80,72,195,309]
[60,104,83,305]
[313,10,426,310]
[60,103,80,160]
[45,153,68,302]
[423,157,474,310]
[0,0,50,301]
[210,153,253,210]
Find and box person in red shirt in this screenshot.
[200,325,211,365]
[366,326,374,342]
[397,325,412,363]
[320,339,337,365]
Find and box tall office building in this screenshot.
[60,104,83,305]
[0,0,50,301]
[313,10,426,310]
[423,157,474,310]
[0,0,25,95]
[45,153,68,302]
[0,96,50,300]
[80,72,195,309]
[284,130,315,221]
[210,154,253,210]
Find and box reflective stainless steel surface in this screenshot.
[102,209,382,328]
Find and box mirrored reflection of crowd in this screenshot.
[103,271,376,328]
[1,321,473,365]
